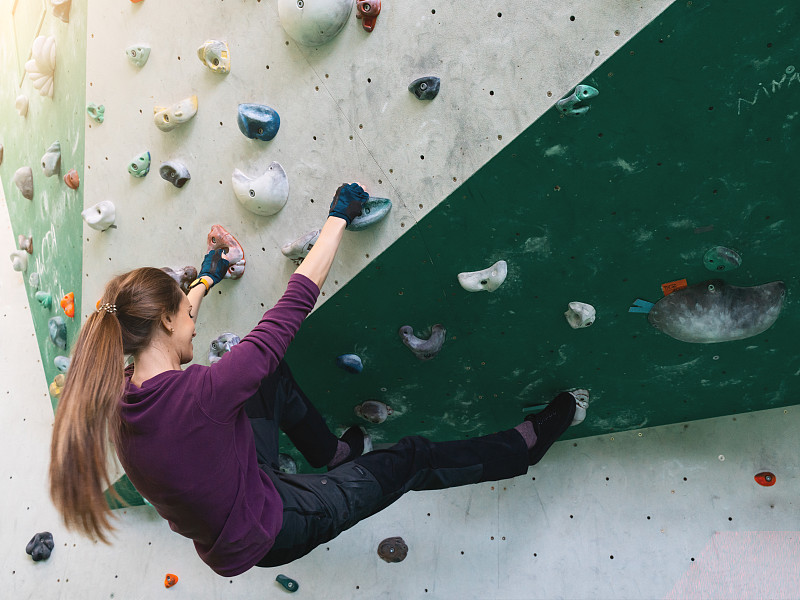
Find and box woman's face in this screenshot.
[172,295,197,364]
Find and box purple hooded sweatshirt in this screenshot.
[116,274,320,576]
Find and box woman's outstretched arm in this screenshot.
[293,216,346,289]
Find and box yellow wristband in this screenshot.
[188,276,213,296]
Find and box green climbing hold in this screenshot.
[276,574,299,592]
[703,246,741,272]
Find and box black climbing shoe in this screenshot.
[327,426,367,471]
[524,392,577,465]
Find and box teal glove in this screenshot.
[328,183,368,225]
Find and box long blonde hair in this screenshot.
[49,267,184,542]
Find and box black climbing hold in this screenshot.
[26,531,54,562]
[408,76,441,100]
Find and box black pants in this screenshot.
[248,361,530,567]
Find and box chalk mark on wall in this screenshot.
[736,65,800,115]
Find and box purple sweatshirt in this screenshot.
[116,274,320,577]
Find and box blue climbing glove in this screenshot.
[189,249,229,296]
[328,183,368,225]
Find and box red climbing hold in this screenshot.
[356,0,381,32]
[164,573,179,588]
[754,472,776,486]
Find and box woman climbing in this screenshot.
[49,183,585,576]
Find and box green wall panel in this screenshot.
[285,0,800,447]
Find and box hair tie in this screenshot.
[97,303,117,314]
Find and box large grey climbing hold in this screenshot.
[161,266,197,294]
[208,332,241,364]
[277,0,354,46]
[281,229,321,264]
[48,316,67,349]
[399,324,446,360]
[231,162,289,216]
[377,536,408,563]
[26,531,54,562]
[13,167,34,200]
[354,400,392,424]
[648,279,786,343]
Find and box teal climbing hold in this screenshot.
[276,574,299,592]
[348,196,392,231]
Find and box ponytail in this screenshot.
[49,267,184,542]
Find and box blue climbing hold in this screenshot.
[237,103,280,141]
[336,354,363,374]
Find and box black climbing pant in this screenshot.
[247,361,530,568]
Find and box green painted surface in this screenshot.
[286,0,800,449]
[0,0,86,411]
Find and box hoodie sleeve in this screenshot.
[199,273,320,423]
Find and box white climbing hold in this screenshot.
[281,229,321,263]
[51,0,72,22]
[10,250,28,272]
[41,141,61,177]
[153,95,198,132]
[457,260,508,293]
[25,36,56,98]
[197,40,230,74]
[16,95,29,117]
[81,200,116,231]
[13,167,34,200]
[278,0,354,46]
[564,302,596,329]
[231,162,289,216]
[569,389,590,426]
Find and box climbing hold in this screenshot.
[25,36,56,98]
[569,389,590,426]
[232,162,289,216]
[408,76,441,101]
[35,291,52,309]
[207,225,246,279]
[64,169,80,189]
[29,272,40,289]
[86,103,105,123]
[164,573,178,588]
[161,265,198,294]
[755,471,776,487]
[49,373,65,397]
[336,354,363,374]
[128,151,151,178]
[281,229,321,264]
[647,279,786,343]
[60,292,75,318]
[277,0,353,46]
[0,143,3,165]
[54,356,71,373]
[704,246,742,272]
[556,84,599,116]
[10,250,28,273]
[18,235,33,254]
[458,260,507,293]
[16,95,29,117]
[275,574,299,592]
[197,40,230,74]
[48,316,67,349]
[51,0,72,23]
[564,302,596,329]
[26,532,54,562]
[377,536,408,563]
[399,324,446,360]
[354,400,392,424]
[82,200,116,231]
[278,453,298,474]
[237,104,280,141]
[13,167,34,200]
[153,95,198,132]
[131,0,144,3]
[41,141,61,177]
[160,161,191,188]
[208,333,241,364]
[348,196,392,231]
[356,0,380,32]
[125,44,151,67]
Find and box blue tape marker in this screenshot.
[628,299,655,314]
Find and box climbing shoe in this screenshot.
[524,391,579,465]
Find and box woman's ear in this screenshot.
[161,312,174,333]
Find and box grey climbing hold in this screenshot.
[28,272,40,289]
[276,573,299,592]
[277,0,353,46]
[281,229,321,264]
[237,104,280,141]
[457,260,507,292]
[231,162,289,216]
[278,453,298,474]
[160,161,191,188]
[354,400,393,424]
[647,279,786,343]
[26,531,54,562]
[377,536,408,563]
[348,196,392,231]
[408,76,440,100]
[399,324,446,360]
[13,167,34,200]
[556,84,599,116]
[49,316,67,349]
[336,354,363,373]
[161,265,197,294]
[54,355,71,373]
[41,141,61,177]
[208,333,241,364]
[564,302,596,329]
[704,246,741,272]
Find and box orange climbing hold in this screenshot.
[60,292,75,318]
[164,573,178,588]
[755,471,776,486]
